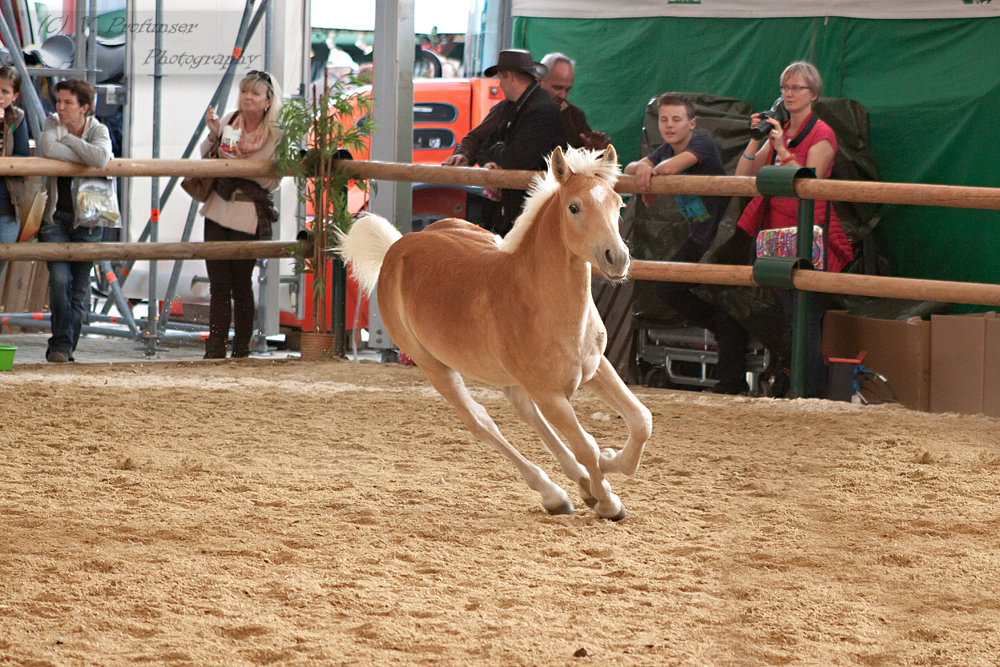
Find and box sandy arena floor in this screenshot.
[1,358,998,666]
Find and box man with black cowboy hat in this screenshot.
[463,49,566,235]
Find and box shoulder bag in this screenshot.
[182,112,238,203]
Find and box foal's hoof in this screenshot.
[576,478,598,508]
[602,506,627,522]
[545,500,575,516]
[596,494,627,521]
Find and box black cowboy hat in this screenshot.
[483,49,548,79]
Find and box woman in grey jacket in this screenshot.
[38,78,113,363]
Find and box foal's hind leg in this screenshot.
[584,357,653,477]
[503,386,597,508]
[418,361,575,515]
[530,393,626,521]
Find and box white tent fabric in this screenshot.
[510,0,1000,20]
[312,0,471,33]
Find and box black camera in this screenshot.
[749,98,791,141]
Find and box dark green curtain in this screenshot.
[514,16,1000,292]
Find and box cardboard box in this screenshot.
[985,318,1000,418]
[930,312,1000,417]
[822,311,931,411]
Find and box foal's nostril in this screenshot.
[605,248,614,265]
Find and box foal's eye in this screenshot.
[569,203,580,214]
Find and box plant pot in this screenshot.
[0,344,16,371]
[299,332,335,361]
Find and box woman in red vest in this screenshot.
[717,62,853,397]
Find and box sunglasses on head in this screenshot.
[245,70,273,97]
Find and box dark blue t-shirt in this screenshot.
[646,133,729,251]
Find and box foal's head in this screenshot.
[500,145,629,280]
[551,145,629,281]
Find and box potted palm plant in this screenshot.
[276,74,374,359]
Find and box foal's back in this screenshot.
[377,218,529,385]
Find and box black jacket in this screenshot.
[477,82,566,235]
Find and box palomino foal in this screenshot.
[339,145,652,520]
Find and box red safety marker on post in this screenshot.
[151,209,160,223]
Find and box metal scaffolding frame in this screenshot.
[124,0,274,356]
[0,0,282,355]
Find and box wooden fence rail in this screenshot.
[0,157,998,210]
[0,241,296,262]
[1,157,997,308]
[2,242,999,307]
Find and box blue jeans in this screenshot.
[38,216,103,356]
[0,213,17,281]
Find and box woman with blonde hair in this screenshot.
[199,70,283,359]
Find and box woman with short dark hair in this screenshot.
[38,78,114,363]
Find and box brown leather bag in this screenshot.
[181,172,215,203]
[181,135,220,203]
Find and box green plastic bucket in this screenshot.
[0,344,16,371]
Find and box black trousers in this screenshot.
[204,219,257,358]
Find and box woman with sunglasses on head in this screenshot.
[715,62,852,398]
[199,70,283,359]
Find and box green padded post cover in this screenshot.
[756,166,815,198]
[752,256,811,289]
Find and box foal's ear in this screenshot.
[602,144,618,167]
[550,146,570,183]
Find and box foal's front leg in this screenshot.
[584,357,653,477]
[503,386,597,508]
[530,392,626,521]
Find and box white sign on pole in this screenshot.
[312,0,471,33]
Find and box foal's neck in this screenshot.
[520,193,592,296]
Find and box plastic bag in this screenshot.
[73,177,121,228]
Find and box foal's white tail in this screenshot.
[336,214,402,297]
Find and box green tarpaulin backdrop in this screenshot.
[513,16,1000,294]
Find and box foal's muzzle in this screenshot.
[594,243,630,282]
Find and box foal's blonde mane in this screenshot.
[498,146,620,252]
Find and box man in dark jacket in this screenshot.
[445,52,604,167]
[538,53,608,151]
[445,49,566,235]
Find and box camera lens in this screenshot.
[749,120,773,141]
